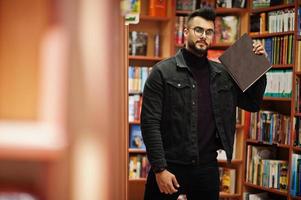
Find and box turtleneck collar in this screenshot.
[182,48,208,69]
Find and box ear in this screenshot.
[183,27,189,38]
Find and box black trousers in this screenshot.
[144,160,220,200]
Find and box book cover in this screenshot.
[219,33,272,92]
[214,16,239,44]
[149,0,167,17]
[130,125,146,149]
[220,167,236,194]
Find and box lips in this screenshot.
[197,40,207,46]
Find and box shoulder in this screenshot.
[154,57,176,70]
[150,56,177,76]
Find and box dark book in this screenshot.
[250,14,260,33]
[219,33,272,92]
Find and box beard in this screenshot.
[187,39,208,56]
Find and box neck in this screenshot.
[185,45,207,58]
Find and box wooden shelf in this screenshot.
[251,3,295,13]
[129,55,164,61]
[129,148,146,153]
[219,192,241,198]
[210,43,232,49]
[175,10,192,15]
[0,122,66,162]
[218,159,242,164]
[215,8,248,15]
[129,121,140,125]
[295,112,301,117]
[263,97,291,101]
[0,147,64,162]
[250,31,295,38]
[129,91,142,95]
[272,64,293,69]
[297,35,301,41]
[244,182,288,196]
[176,8,248,15]
[246,139,290,149]
[296,71,301,76]
[291,195,301,199]
[129,178,147,182]
[293,146,301,152]
[140,15,170,21]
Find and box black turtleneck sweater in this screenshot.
[182,48,218,164]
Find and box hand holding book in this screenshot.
[219,33,271,92]
[253,41,268,58]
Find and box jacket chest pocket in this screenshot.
[217,84,234,111]
[166,80,191,111]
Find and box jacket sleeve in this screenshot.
[140,67,167,169]
[237,74,267,112]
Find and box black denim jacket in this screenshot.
[141,49,267,169]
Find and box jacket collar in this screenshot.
[175,48,222,77]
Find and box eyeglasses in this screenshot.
[188,26,214,38]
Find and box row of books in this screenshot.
[129,95,142,122]
[290,153,301,197]
[129,154,150,179]
[250,9,295,34]
[264,69,293,98]
[267,9,295,33]
[216,0,246,8]
[175,15,240,45]
[249,111,291,145]
[254,35,294,66]
[128,66,152,93]
[252,0,294,9]
[176,0,196,11]
[246,145,288,190]
[175,16,187,45]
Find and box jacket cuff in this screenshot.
[150,158,167,171]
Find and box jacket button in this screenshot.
[192,84,195,88]
[177,83,181,87]
[192,101,195,105]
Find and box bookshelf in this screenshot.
[126,0,301,199]
[128,0,248,199]
[243,1,301,200]
[0,1,68,200]
[127,1,175,200]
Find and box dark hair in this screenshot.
[187,8,216,26]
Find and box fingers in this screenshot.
[157,175,179,195]
[162,177,178,194]
[172,176,180,188]
[253,41,267,56]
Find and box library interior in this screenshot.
[0,0,301,200]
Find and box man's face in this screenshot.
[184,16,215,55]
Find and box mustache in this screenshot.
[196,39,208,46]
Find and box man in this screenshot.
[141,7,267,200]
